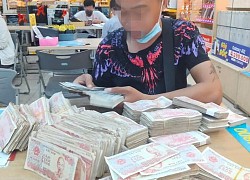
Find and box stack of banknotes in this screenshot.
[25,109,131,179]
[103,111,149,149]
[200,114,230,133]
[171,96,247,132]
[226,110,248,127]
[122,96,172,123]
[149,131,211,148]
[140,108,202,137]
[0,92,85,154]
[104,141,207,180]
[173,96,229,119]
[104,131,250,180]
[60,82,124,109]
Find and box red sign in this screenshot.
[201,34,213,53]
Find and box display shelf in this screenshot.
[176,0,227,53]
[94,0,110,7]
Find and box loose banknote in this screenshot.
[25,137,85,180]
[197,147,250,180]
[105,142,178,179]
[124,96,172,112]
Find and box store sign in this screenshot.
[201,34,212,53]
[227,123,250,152]
[212,38,250,69]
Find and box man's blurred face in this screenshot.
[115,0,164,39]
[84,6,94,17]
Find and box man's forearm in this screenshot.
[145,80,222,105]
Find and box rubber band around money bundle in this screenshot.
[234,167,243,180]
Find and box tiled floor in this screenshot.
[14,55,247,116]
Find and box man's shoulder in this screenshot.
[99,28,125,47]
[74,11,85,18]
[94,10,105,16]
[172,19,197,32]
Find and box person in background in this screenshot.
[0,15,15,68]
[101,0,122,38]
[74,0,108,25]
[74,0,222,105]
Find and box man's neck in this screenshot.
[126,21,162,53]
[126,31,161,53]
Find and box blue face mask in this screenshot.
[136,1,163,44]
[136,22,162,44]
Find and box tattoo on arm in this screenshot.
[209,64,219,82]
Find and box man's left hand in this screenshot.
[105,86,147,103]
[92,19,102,24]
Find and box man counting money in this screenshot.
[74,0,222,105]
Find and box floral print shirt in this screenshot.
[92,19,209,95]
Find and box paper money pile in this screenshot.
[140,108,202,137]
[60,82,124,109]
[0,92,84,154]
[226,110,248,127]
[105,131,250,180]
[25,110,129,179]
[199,114,229,133]
[199,108,247,132]
[105,142,207,180]
[103,111,149,149]
[149,131,211,148]
[122,96,172,123]
[196,147,250,179]
[173,96,229,119]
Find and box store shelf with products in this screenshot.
[94,0,110,7]
[176,0,227,53]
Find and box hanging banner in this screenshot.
[212,38,250,69]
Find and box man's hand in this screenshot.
[73,74,95,88]
[92,19,102,24]
[105,86,147,103]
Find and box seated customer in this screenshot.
[0,15,15,68]
[101,0,122,38]
[74,0,222,105]
[74,0,108,37]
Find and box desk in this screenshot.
[0,129,249,179]
[8,26,31,31]
[27,38,102,54]
[8,25,103,31]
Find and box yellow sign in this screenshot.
[29,14,37,27]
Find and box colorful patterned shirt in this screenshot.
[92,19,209,95]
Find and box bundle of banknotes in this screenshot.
[226,110,248,127]
[104,130,250,180]
[173,96,229,119]
[60,82,124,109]
[149,131,211,148]
[103,111,149,149]
[122,96,172,123]
[0,92,85,154]
[199,108,247,132]
[196,147,250,179]
[25,110,130,179]
[105,141,207,180]
[140,108,202,137]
